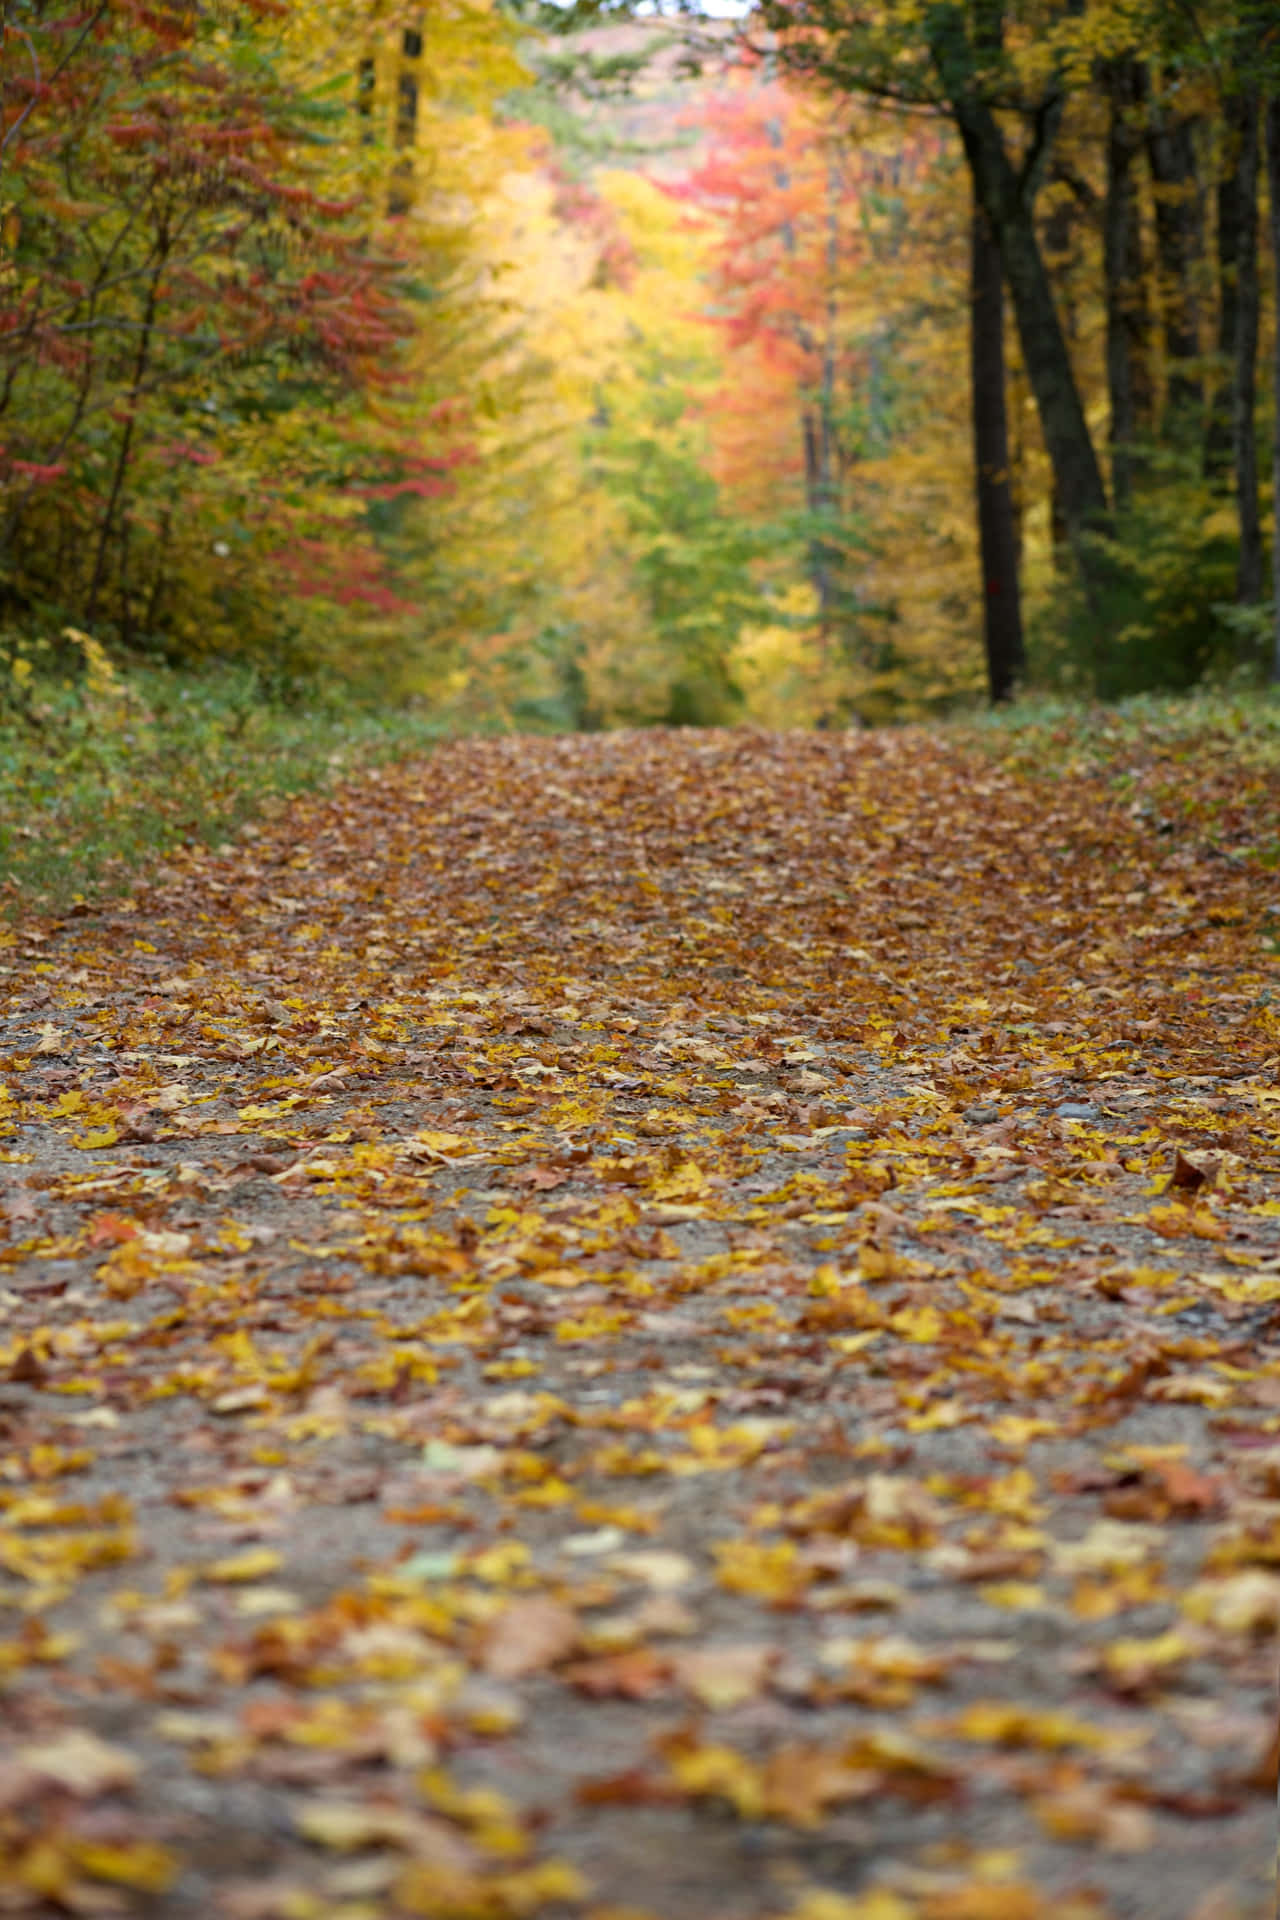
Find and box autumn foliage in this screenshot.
[0,716,1277,1914]
[5,2,1280,718]
[0,0,514,680]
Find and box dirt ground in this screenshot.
[0,727,1276,1920]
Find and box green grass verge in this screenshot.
[0,655,446,914]
[950,684,1280,776]
[950,684,1280,879]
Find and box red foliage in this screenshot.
[548,159,637,290]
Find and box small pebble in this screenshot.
[1055,1102,1099,1121]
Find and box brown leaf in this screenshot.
[8,1345,47,1386]
[672,1643,775,1710]
[16,1729,139,1796]
[563,1649,673,1699]
[479,1596,579,1679]
[1170,1147,1209,1192]
[575,1768,681,1808]
[760,1742,882,1825]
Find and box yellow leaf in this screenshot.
[650,1160,709,1202]
[987,1416,1058,1447]
[888,1304,944,1343]
[977,1582,1050,1611]
[67,1841,179,1893]
[200,1548,284,1584]
[1182,1571,1280,1635]
[714,1539,807,1604]
[674,1643,774,1709]
[780,1893,916,1920]
[1103,1629,1193,1679]
[607,1549,694,1590]
[924,1887,1049,1920]
[940,1701,1137,1751]
[667,1740,765,1818]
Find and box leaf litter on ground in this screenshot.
[0,723,1276,1919]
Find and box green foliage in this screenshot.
[5,0,1277,741]
[0,637,442,909]
[1027,462,1261,700]
[591,402,769,727]
[953,682,1280,784]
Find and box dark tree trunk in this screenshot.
[956,105,1112,552]
[1145,97,1205,432]
[926,5,1110,576]
[1103,57,1153,507]
[1206,89,1262,600]
[1207,93,1253,472]
[1233,89,1262,603]
[1267,96,1280,678]
[1040,187,1078,573]
[970,198,1025,702]
[85,255,164,628]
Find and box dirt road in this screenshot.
[1,728,1276,1919]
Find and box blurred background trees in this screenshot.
[2,0,1279,726]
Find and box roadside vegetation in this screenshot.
[0,636,442,910]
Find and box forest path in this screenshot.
[1,727,1277,1920]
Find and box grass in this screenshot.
[950,683,1280,876]
[950,683,1280,776]
[0,650,446,914]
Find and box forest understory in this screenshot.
[0,725,1277,1920]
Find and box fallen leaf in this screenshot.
[480,1596,580,1678]
[17,1729,139,1796]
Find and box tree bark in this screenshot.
[1040,185,1078,573]
[1145,95,1204,432]
[1103,57,1153,507]
[1205,91,1258,484]
[970,196,1024,702]
[85,256,164,628]
[956,106,1112,556]
[1267,96,1280,681]
[1232,88,1262,604]
[925,7,1111,589]
[1204,88,1262,602]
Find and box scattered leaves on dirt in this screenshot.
[0,728,1276,1917]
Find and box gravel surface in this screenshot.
[0,727,1276,1920]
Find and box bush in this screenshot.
[0,636,442,910]
[1027,461,1264,700]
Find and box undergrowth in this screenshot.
[953,684,1280,881]
[0,635,444,912]
[955,684,1280,774]
[6,632,1278,916]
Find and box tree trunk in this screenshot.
[1267,96,1280,680]
[1205,90,1258,490]
[925,5,1111,573]
[1205,87,1262,602]
[957,107,1112,553]
[922,0,1111,635]
[1145,95,1204,433]
[85,250,165,628]
[1103,57,1153,507]
[803,407,835,633]
[1040,187,1078,573]
[970,197,1025,702]
[1232,89,1262,603]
